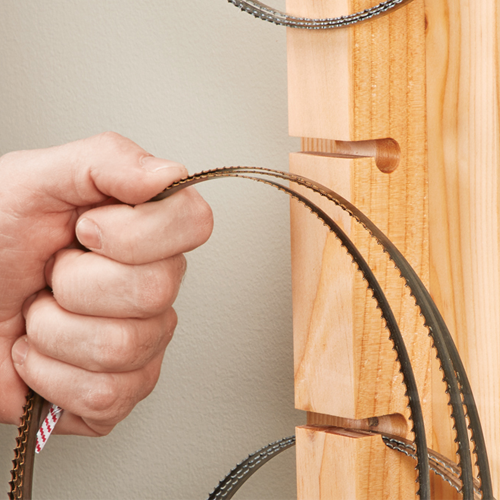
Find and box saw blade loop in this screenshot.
[157,166,493,498]
[211,166,492,498]
[228,0,413,29]
[12,166,495,499]
[160,168,432,497]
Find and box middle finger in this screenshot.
[49,248,186,318]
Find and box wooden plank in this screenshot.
[289,151,432,424]
[288,0,429,498]
[288,0,429,420]
[290,153,355,417]
[287,0,351,141]
[349,0,429,425]
[288,0,500,498]
[426,0,500,498]
[290,151,425,498]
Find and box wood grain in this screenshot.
[349,0,429,424]
[287,0,351,141]
[289,0,500,498]
[426,0,500,498]
[296,426,416,500]
[288,0,429,420]
[288,0,429,497]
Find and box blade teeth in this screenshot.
[131,166,491,498]
[10,390,37,500]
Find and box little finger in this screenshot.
[11,337,165,432]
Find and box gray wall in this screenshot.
[0,1,302,498]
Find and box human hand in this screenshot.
[0,132,213,436]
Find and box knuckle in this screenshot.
[176,254,187,278]
[134,267,175,315]
[92,425,115,437]
[0,150,20,167]
[82,374,120,416]
[168,307,178,329]
[92,132,143,161]
[82,370,157,423]
[94,323,141,371]
[141,379,157,400]
[163,308,178,344]
[139,369,160,400]
[189,190,214,242]
[94,131,127,148]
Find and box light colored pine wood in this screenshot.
[290,151,427,498]
[288,0,429,498]
[426,1,500,498]
[296,425,416,500]
[301,138,401,173]
[289,151,431,425]
[288,0,429,419]
[287,0,351,141]
[290,153,355,417]
[349,0,429,425]
[289,1,500,498]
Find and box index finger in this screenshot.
[0,132,189,213]
[75,186,213,264]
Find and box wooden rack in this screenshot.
[288,1,500,498]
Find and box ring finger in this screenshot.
[24,290,177,373]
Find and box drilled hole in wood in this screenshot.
[302,137,401,174]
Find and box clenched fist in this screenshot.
[0,132,213,436]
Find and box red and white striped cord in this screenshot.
[36,404,63,453]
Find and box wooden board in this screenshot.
[288,0,429,415]
[426,0,500,497]
[288,0,500,497]
[288,0,429,498]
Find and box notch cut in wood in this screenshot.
[296,425,416,500]
[288,0,428,497]
[306,411,408,439]
[301,137,400,173]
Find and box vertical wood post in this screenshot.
[427,1,500,498]
[288,0,499,497]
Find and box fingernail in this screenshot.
[141,156,185,173]
[76,218,102,250]
[12,337,29,366]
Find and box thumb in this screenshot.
[1,132,187,210]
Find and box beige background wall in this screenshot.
[0,1,301,498]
